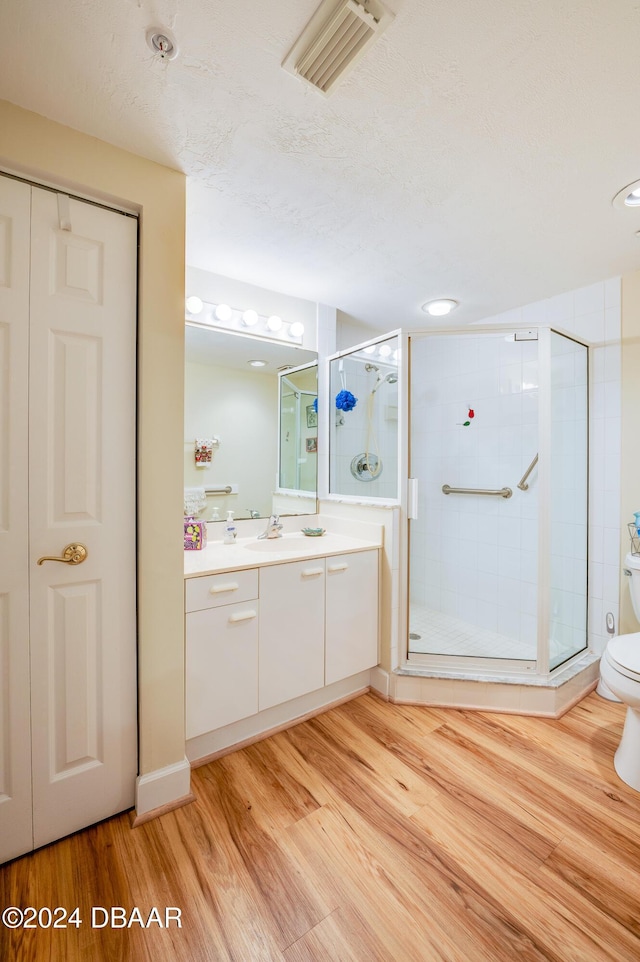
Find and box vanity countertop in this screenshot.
[184,530,383,578]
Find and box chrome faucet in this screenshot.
[258,514,283,540]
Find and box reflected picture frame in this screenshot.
[306,404,318,428]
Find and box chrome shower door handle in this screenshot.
[37,543,88,566]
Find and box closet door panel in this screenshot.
[28,188,138,849]
[0,175,32,864]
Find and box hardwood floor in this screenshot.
[2,691,640,961]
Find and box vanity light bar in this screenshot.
[185,297,305,344]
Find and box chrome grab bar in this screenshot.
[442,484,512,499]
[517,454,538,491]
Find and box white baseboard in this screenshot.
[135,757,192,817]
[187,671,371,764]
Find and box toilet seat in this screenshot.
[605,632,640,682]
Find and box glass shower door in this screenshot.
[548,332,588,669]
[408,331,539,665]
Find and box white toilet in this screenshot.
[598,552,640,791]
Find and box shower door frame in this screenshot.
[324,330,403,506]
[401,326,590,679]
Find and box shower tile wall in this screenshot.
[410,333,539,656]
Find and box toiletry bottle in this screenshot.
[223,510,237,544]
[211,507,220,522]
[634,512,640,536]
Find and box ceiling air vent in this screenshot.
[282,0,394,95]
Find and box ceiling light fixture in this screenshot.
[612,179,640,209]
[249,360,267,368]
[289,321,305,338]
[422,298,458,317]
[242,309,259,327]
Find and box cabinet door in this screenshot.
[325,550,379,685]
[186,601,259,738]
[259,561,325,711]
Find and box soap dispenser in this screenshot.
[223,510,237,544]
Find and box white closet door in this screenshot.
[28,188,137,849]
[0,176,33,863]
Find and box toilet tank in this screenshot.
[626,553,640,624]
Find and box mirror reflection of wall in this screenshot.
[329,334,399,500]
[279,364,318,493]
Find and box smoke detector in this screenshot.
[282,0,394,95]
[146,27,179,61]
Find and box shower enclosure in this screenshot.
[408,328,588,675]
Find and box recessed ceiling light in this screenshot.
[249,359,267,368]
[422,298,458,316]
[612,179,640,209]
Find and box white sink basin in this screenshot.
[244,536,312,553]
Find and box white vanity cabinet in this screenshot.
[185,542,380,745]
[325,550,379,685]
[258,559,326,711]
[185,570,259,738]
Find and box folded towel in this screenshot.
[184,486,206,516]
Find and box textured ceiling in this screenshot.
[3,0,640,329]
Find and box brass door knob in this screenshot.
[37,543,88,566]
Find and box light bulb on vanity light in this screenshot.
[242,309,259,327]
[266,315,283,332]
[378,343,392,358]
[185,295,203,315]
[363,345,377,354]
[215,303,233,322]
[289,321,305,338]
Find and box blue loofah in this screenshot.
[335,389,358,412]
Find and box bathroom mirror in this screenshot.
[185,322,317,520]
[329,333,400,501]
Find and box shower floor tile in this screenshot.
[409,604,536,660]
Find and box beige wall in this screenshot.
[0,100,186,777]
[620,270,640,632]
[185,360,278,519]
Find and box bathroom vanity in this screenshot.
[184,525,382,762]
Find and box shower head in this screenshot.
[371,371,398,393]
[364,363,379,373]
